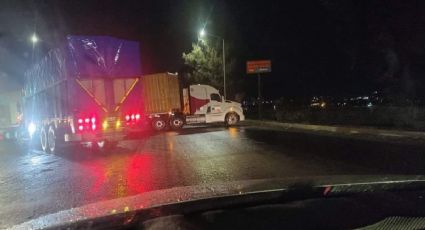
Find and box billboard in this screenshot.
[246,60,271,74]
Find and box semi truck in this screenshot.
[23,35,142,152]
[126,72,245,132]
[23,35,244,153]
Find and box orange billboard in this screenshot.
[246,60,271,74]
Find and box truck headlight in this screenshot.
[28,122,36,137]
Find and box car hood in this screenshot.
[11,175,425,229]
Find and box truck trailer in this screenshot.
[23,35,142,152]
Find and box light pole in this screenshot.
[30,33,38,63]
[199,29,226,99]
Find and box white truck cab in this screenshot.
[187,85,245,125]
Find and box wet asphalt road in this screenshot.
[1,124,425,228]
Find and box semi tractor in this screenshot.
[127,72,245,132]
[23,35,142,152]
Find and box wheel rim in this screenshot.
[40,128,47,151]
[227,114,238,125]
[155,120,165,129]
[172,119,183,127]
[48,128,55,152]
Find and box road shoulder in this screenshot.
[242,120,425,144]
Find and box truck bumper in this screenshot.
[64,130,126,143]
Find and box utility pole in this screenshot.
[222,39,226,99]
[258,73,262,119]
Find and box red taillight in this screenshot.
[124,113,142,124]
[77,115,98,132]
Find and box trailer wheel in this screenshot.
[152,118,167,131]
[225,113,239,126]
[170,116,184,130]
[47,126,57,153]
[40,126,48,152]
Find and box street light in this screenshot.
[31,33,38,44]
[199,28,206,37]
[198,28,226,99]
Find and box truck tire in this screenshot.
[225,113,239,126]
[152,118,167,131]
[169,116,184,130]
[40,126,48,152]
[47,125,57,153]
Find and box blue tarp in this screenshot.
[66,35,141,78]
[24,35,141,96]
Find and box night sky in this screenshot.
[2,0,425,99]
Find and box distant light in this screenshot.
[199,28,205,37]
[31,34,38,43]
[367,102,373,107]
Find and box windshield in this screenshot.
[1,0,425,229]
